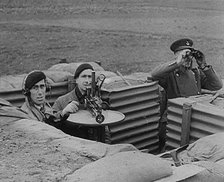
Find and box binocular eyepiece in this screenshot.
[186,49,203,59]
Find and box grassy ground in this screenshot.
[0,0,224,78]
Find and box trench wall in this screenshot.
[0,62,160,153]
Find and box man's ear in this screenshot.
[22,74,30,96]
[74,78,78,85]
[22,88,30,96]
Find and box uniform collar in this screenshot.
[75,87,86,103]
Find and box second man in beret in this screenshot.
[52,63,103,140]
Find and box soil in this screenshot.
[1,0,224,181]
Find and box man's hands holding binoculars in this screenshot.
[176,49,207,70]
[190,49,207,70]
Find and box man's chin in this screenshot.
[35,100,45,105]
[82,86,91,91]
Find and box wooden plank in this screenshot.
[181,103,192,146]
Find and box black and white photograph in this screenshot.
[1,0,224,181]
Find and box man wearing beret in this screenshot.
[52,63,108,140]
[151,38,223,151]
[53,63,94,116]
[21,70,65,123]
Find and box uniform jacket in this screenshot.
[21,98,63,123]
[151,61,223,99]
[52,85,112,143]
[52,86,86,112]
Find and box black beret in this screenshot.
[170,38,194,53]
[74,63,94,79]
[24,71,46,90]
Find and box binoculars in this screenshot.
[186,49,203,59]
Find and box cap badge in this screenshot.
[186,41,190,46]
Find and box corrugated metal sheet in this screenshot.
[102,82,160,153]
[166,96,224,150]
[0,81,69,107]
[0,80,161,153]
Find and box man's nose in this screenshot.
[37,87,44,94]
[86,77,92,84]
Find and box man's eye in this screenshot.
[32,85,46,90]
[40,85,46,89]
[81,75,91,78]
[32,85,39,90]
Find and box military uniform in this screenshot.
[151,61,222,99]
[21,99,64,125]
[53,86,86,112]
[52,86,91,139]
[151,38,223,152]
[53,86,111,143]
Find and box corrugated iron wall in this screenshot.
[166,97,224,150]
[102,82,160,154]
[0,81,69,107]
[0,80,161,153]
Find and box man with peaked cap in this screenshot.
[21,70,66,123]
[152,38,222,99]
[151,38,223,152]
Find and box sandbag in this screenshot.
[48,62,104,74]
[0,74,26,90]
[43,70,73,83]
[65,151,173,182]
[0,105,29,120]
[0,73,55,92]
[0,79,14,91]
[102,75,146,90]
[182,161,224,182]
[0,100,30,125]
[95,70,117,78]
[178,132,224,163]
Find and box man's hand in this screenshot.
[175,49,191,66]
[194,50,207,69]
[61,101,79,116]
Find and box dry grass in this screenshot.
[0,0,224,78]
